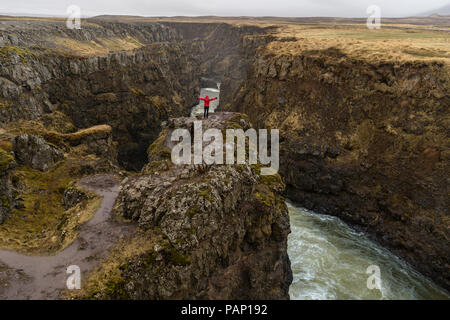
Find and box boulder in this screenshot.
[13,134,64,171]
[61,183,88,210]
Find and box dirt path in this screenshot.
[0,174,136,300]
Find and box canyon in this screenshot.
[0,15,448,298]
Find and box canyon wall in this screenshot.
[0,19,265,170]
[0,22,198,170]
[222,39,450,289]
[0,20,295,298]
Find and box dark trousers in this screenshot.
[204,107,209,118]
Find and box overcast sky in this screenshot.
[1,0,449,18]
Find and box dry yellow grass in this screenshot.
[66,230,159,299]
[6,120,111,149]
[52,36,143,56]
[0,119,112,254]
[265,24,450,64]
[62,125,111,141]
[145,18,450,64]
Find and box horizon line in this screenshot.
[1,13,449,19]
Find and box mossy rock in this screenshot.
[0,148,14,172]
[84,275,129,300]
[147,131,171,160]
[226,121,244,130]
[259,173,283,187]
[229,113,249,122]
[0,195,10,208]
[166,247,191,266]
[0,100,11,110]
[253,184,276,207]
[39,111,76,134]
[142,252,158,268]
[197,186,213,202]
[252,164,284,188]
[186,205,199,218]
[0,45,37,64]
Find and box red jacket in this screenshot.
[198,95,217,107]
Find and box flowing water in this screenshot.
[193,86,449,300]
[287,201,449,300]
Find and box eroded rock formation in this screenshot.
[77,113,292,299]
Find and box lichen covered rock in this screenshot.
[13,134,64,171]
[62,182,88,210]
[61,125,118,164]
[79,113,292,299]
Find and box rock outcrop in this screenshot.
[61,182,88,210]
[13,134,64,171]
[55,125,118,164]
[78,113,292,299]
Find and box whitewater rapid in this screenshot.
[287,201,449,300]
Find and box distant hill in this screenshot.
[418,4,450,16]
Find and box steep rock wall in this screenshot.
[223,44,450,289]
[0,20,266,170]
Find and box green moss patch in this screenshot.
[197,186,213,202]
[0,159,101,254]
[147,130,171,159]
[253,184,276,207]
[0,148,14,172]
[166,247,191,266]
[0,195,10,208]
[0,46,37,64]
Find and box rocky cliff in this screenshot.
[2,16,448,295]
[222,34,450,290]
[0,19,265,171]
[75,113,292,299]
[0,39,202,170]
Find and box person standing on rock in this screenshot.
[198,94,217,119]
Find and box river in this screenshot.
[195,85,449,300]
[287,201,449,300]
